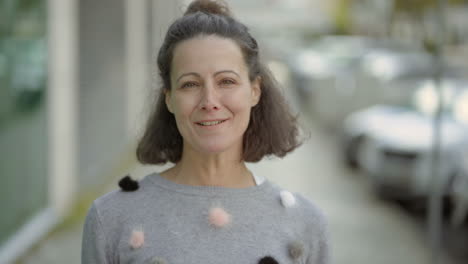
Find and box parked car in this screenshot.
[450,87,468,226]
[287,35,377,111]
[450,147,468,227]
[288,35,445,130]
[341,78,468,201]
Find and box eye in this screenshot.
[219,79,236,86]
[181,81,198,89]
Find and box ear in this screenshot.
[164,89,173,113]
[251,76,261,106]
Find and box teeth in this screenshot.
[198,120,224,126]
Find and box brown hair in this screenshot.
[136,0,301,164]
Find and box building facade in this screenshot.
[0,0,181,263]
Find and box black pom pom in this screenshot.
[118,175,139,191]
[258,256,279,264]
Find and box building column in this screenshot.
[125,0,150,143]
[47,0,78,218]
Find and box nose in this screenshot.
[199,83,220,111]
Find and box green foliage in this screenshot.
[333,0,352,35]
[394,0,468,12]
[17,0,42,11]
[0,0,45,38]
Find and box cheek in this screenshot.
[223,95,253,130]
[170,98,197,134]
[172,95,197,117]
[225,89,253,115]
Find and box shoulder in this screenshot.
[294,193,328,228]
[267,182,328,231]
[90,174,158,220]
[269,182,327,220]
[287,192,330,263]
[266,183,330,259]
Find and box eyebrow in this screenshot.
[176,70,240,83]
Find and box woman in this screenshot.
[82,0,330,263]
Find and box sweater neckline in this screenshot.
[146,172,273,197]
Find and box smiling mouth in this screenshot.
[196,120,227,126]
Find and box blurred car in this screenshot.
[287,35,378,113]
[341,78,468,201]
[288,35,446,130]
[450,147,468,227]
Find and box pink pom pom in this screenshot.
[129,229,145,249]
[209,207,231,227]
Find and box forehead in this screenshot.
[171,35,247,77]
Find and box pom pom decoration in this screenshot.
[129,229,145,249]
[208,207,231,228]
[150,257,167,264]
[288,241,305,260]
[280,190,296,208]
[119,175,139,192]
[258,256,279,264]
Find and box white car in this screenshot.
[287,36,379,119]
[342,79,468,201]
[291,38,441,130]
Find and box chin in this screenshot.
[196,139,240,156]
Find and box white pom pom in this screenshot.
[280,190,296,208]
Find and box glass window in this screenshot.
[0,0,48,245]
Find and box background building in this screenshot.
[0,0,182,263]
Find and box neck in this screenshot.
[161,144,255,188]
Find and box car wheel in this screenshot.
[400,197,427,215]
[344,135,365,170]
[370,176,392,201]
[444,171,458,194]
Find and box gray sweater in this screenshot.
[81,173,330,264]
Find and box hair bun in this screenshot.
[184,0,231,17]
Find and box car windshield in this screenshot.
[311,40,367,60]
[362,52,435,81]
[296,41,365,75]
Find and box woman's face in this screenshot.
[166,35,261,156]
